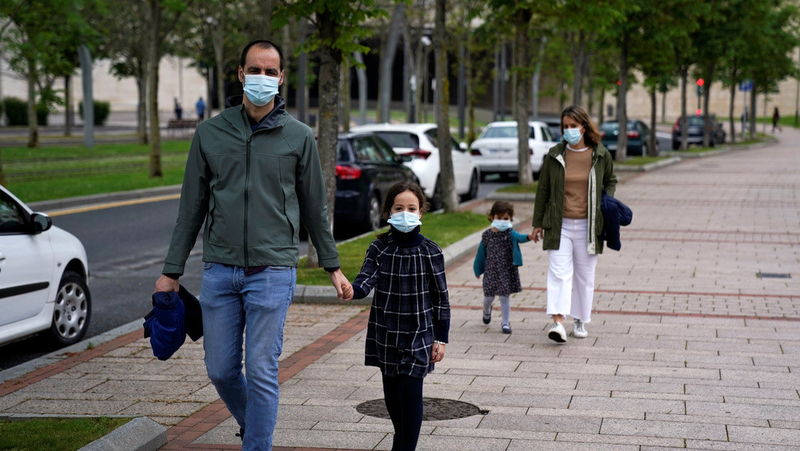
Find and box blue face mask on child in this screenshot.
[491,219,513,231]
[388,211,421,233]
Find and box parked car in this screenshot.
[600,119,657,158]
[541,117,563,142]
[334,132,417,232]
[350,123,480,210]
[469,120,557,181]
[0,185,91,347]
[671,115,726,149]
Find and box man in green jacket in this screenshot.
[154,40,352,451]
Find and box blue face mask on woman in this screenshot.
[563,126,583,145]
[388,211,422,233]
[243,74,280,106]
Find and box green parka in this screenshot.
[162,98,339,276]
[531,141,618,254]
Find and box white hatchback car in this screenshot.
[350,123,480,210]
[469,120,557,181]
[0,186,91,347]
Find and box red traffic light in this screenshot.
[697,78,704,87]
[616,80,621,86]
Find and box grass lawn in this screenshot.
[620,156,669,165]
[296,211,488,285]
[0,417,131,451]
[496,182,538,193]
[3,140,192,203]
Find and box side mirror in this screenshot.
[459,142,468,151]
[30,213,52,234]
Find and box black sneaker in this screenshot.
[236,427,245,441]
[482,312,491,324]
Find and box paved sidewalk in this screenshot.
[2,131,800,450]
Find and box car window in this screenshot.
[0,194,27,234]
[375,131,419,149]
[372,136,399,162]
[483,126,517,138]
[337,140,351,163]
[540,126,553,142]
[353,137,383,162]
[424,128,460,151]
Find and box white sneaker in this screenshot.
[547,322,567,343]
[572,319,588,338]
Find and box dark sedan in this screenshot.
[671,115,726,149]
[600,120,656,159]
[334,132,417,233]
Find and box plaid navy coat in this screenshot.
[352,229,450,378]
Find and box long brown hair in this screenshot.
[561,105,601,148]
[377,181,429,239]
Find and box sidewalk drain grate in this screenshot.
[356,397,486,420]
[757,272,791,279]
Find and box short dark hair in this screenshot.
[240,39,284,72]
[488,201,514,221]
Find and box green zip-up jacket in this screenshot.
[531,141,617,254]
[162,98,339,276]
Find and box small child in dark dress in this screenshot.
[473,201,534,334]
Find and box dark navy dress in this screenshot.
[481,229,521,297]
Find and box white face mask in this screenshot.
[387,211,421,233]
[243,74,280,106]
[491,219,512,231]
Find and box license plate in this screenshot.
[606,144,617,150]
[489,148,511,154]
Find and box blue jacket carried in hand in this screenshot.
[143,285,203,361]
[600,191,633,251]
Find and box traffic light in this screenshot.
[696,78,704,87]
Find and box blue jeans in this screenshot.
[199,263,296,451]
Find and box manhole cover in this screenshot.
[757,272,791,279]
[356,397,487,420]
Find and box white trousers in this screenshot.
[546,218,598,323]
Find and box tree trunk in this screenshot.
[309,16,342,268]
[615,32,629,162]
[379,4,404,123]
[680,68,688,150]
[749,83,756,138]
[571,30,586,106]
[598,84,605,124]
[414,44,424,123]
[649,85,657,156]
[702,62,715,147]
[26,57,38,148]
[532,36,546,121]
[728,79,736,144]
[64,75,72,136]
[212,12,225,114]
[354,51,367,125]
[465,31,475,145]
[341,59,350,132]
[148,0,162,178]
[434,0,457,212]
[661,90,666,123]
[137,76,148,144]
[515,8,533,186]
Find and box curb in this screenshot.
[78,417,167,451]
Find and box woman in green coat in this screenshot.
[531,105,617,343]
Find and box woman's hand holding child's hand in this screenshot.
[431,342,445,363]
[531,227,543,243]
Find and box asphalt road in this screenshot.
[0,178,511,371]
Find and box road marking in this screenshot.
[47,194,181,217]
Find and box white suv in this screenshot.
[0,186,92,347]
[469,120,557,181]
[350,123,480,210]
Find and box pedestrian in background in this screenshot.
[531,105,618,343]
[174,97,182,120]
[351,181,450,451]
[473,200,534,334]
[155,39,353,451]
[772,107,781,133]
[196,96,206,120]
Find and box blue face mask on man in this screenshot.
[563,126,583,145]
[388,211,422,233]
[243,74,280,106]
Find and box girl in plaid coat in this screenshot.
[352,181,450,451]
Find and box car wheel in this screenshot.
[479,172,488,182]
[49,271,91,346]
[672,140,679,150]
[430,177,443,211]
[642,143,648,156]
[363,193,382,232]
[532,170,541,181]
[463,171,479,201]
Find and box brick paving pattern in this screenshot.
[1,132,798,450]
